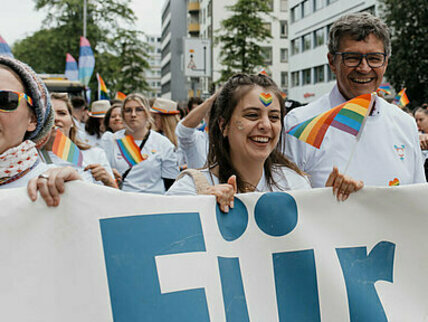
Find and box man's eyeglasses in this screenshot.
[0,90,33,112]
[334,52,387,68]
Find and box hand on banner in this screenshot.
[325,166,364,201]
[27,166,81,207]
[419,133,428,150]
[202,175,237,213]
[84,164,117,188]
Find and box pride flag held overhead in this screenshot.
[78,36,95,86]
[115,91,126,101]
[393,88,410,108]
[287,94,373,149]
[116,135,146,167]
[0,34,14,58]
[65,53,78,81]
[96,73,109,100]
[51,129,83,167]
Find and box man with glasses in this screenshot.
[284,12,425,188]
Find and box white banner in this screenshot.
[1,182,427,321]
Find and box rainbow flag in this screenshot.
[51,129,83,167]
[115,91,126,100]
[287,94,373,149]
[65,53,78,81]
[0,34,13,58]
[393,88,410,108]
[377,83,391,96]
[116,135,144,167]
[96,73,109,100]
[78,36,95,86]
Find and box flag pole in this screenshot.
[83,0,87,38]
[343,93,375,174]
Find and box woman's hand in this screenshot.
[27,166,81,207]
[84,164,117,188]
[202,175,237,213]
[419,133,428,150]
[325,167,364,201]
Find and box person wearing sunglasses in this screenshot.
[284,12,425,188]
[0,56,55,188]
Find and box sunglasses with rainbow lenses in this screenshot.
[0,90,33,112]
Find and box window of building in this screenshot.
[291,5,300,23]
[280,48,288,62]
[302,33,311,52]
[302,68,311,85]
[291,71,300,87]
[281,72,288,88]
[280,21,288,38]
[263,22,272,33]
[327,64,336,81]
[314,65,325,83]
[327,0,338,4]
[313,0,324,11]
[314,27,325,47]
[261,47,273,65]
[280,0,288,11]
[302,0,311,17]
[291,39,300,55]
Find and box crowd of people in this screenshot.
[0,12,426,211]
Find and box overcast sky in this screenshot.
[0,0,164,46]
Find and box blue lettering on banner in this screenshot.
[100,213,210,322]
[218,257,250,321]
[336,241,396,322]
[99,192,396,321]
[273,250,321,321]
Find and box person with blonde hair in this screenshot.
[41,93,116,188]
[101,93,179,193]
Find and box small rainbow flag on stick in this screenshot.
[115,91,126,101]
[287,94,373,149]
[97,73,109,100]
[377,83,392,96]
[51,129,83,166]
[116,135,145,167]
[393,88,410,108]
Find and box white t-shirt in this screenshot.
[0,159,55,189]
[175,121,209,169]
[166,166,311,196]
[284,85,426,187]
[79,131,103,148]
[102,129,179,193]
[44,147,113,185]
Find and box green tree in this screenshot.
[12,0,151,99]
[379,0,428,106]
[215,0,273,82]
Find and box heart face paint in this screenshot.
[259,93,273,107]
[235,120,244,130]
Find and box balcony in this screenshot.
[188,2,200,12]
[188,23,200,33]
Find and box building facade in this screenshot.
[288,0,377,103]
[160,0,188,101]
[199,0,290,93]
[145,35,162,99]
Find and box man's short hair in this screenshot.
[187,97,203,111]
[328,12,391,56]
[70,96,87,110]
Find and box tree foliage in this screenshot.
[12,0,151,98]
[379,0,428,106]
[215,0,273,83]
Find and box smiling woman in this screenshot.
[167,73,364,211]
[0,56,54,188]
